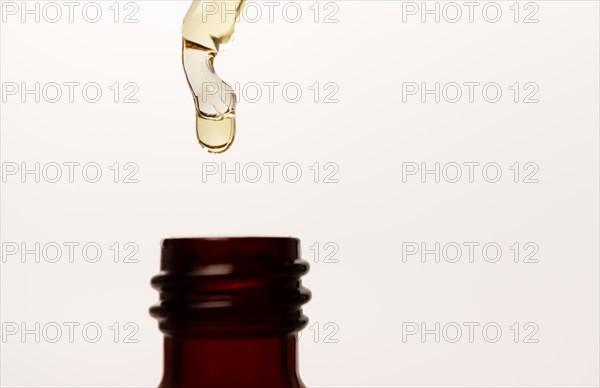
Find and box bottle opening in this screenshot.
[150,237,311,338]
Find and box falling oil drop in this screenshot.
[181,0,246,153]
[195,113,236,154]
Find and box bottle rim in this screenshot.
[150,236,310,338]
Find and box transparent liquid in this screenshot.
[182,0,246,153]
[195,114,236,154]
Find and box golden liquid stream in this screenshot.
[182,0,246,153]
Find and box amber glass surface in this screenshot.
[150,237,310,388]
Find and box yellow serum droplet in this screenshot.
[196,113,236,154]
[182,0,246,153]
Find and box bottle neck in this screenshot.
[160,334,304,388]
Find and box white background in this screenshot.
[1,1,599,387]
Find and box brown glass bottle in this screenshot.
[150,237,311,388]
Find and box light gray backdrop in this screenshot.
[1,1,599,387]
